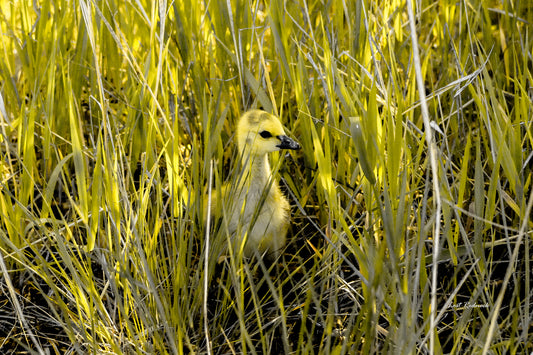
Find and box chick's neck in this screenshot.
[240,151,274,191]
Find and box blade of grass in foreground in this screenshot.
[406,0,443,351]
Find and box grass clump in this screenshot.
[0,0,532,354]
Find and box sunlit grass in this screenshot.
[0,0,532,354]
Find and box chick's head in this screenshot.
[237,110,300,156]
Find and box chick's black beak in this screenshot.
[276,135,301,150]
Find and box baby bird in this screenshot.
[207,110,300,258]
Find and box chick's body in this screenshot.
[208,110,300,258]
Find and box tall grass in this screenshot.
[0,0,531,353]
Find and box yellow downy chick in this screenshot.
[207,110,300,258]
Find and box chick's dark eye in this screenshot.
[259,131,272,139]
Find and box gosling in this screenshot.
[206,110,300,258]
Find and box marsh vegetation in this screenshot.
[0,0,532,353]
